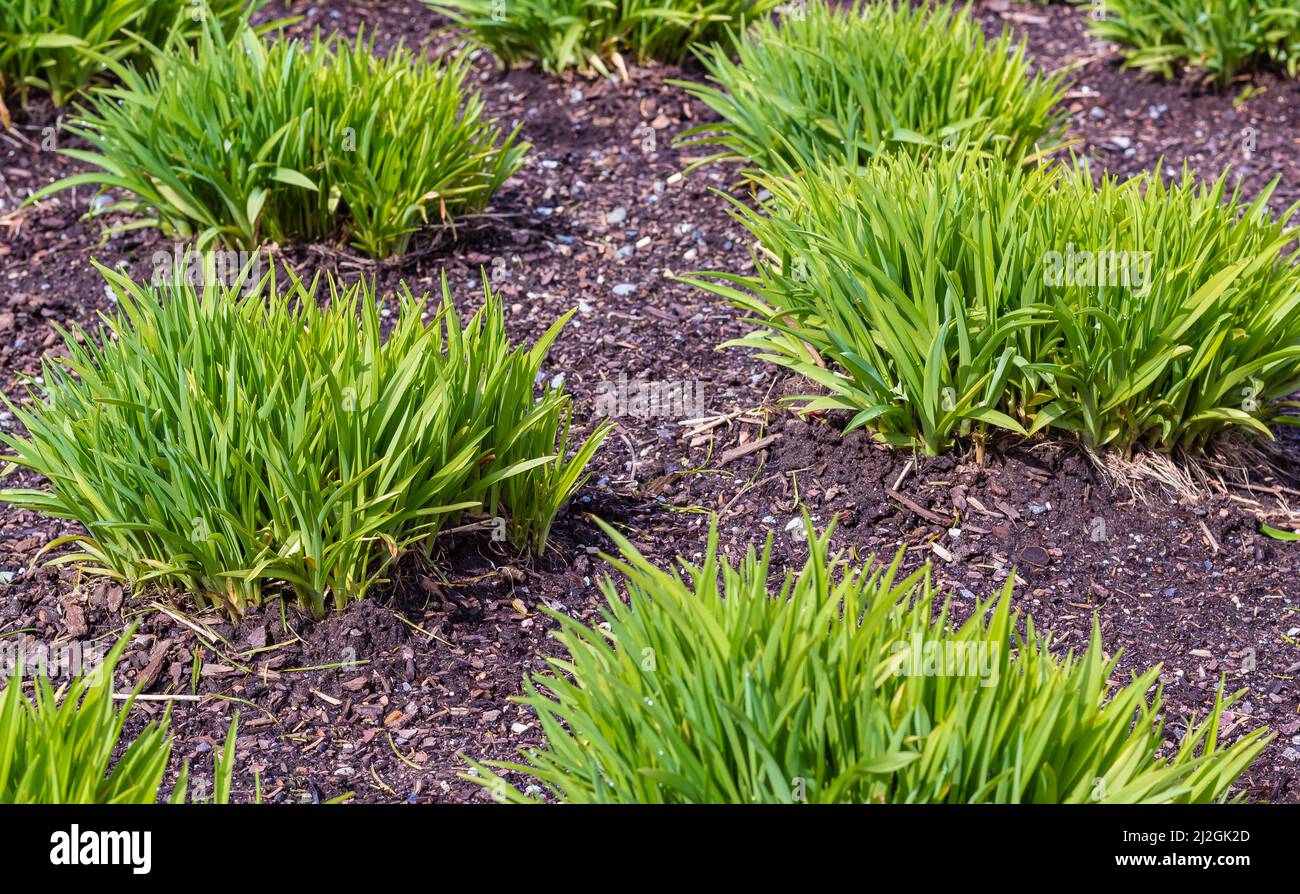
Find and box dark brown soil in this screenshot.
[1,0,1298,804]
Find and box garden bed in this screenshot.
[1,0,1298,803]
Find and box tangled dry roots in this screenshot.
[1083,431,1300,530]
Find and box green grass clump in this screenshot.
[687,151,1300,455]
[1087,0,1300,87]
[467,518,1269,803]
[30,19,526,259]
[0,265,608,618]
[676,1,1068,174]
[0,631,237,803]
[425,0,780,73]
[0,0,255,111]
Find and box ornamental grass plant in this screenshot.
[1087,0,1300,87]
[0,0,256,110]
[29,19,526,258]
[426,0,781,73]
[0,631,238,803]
[0,264,607,618]
[688,152,1300,455]
[467,519,1269,804]
[677,1,1069,173]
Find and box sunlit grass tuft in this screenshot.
[688,152,1300,455]
[0,265,608,618]
[467,517,1270,804]
[28,18,526,258]
[676,1,1069,174]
